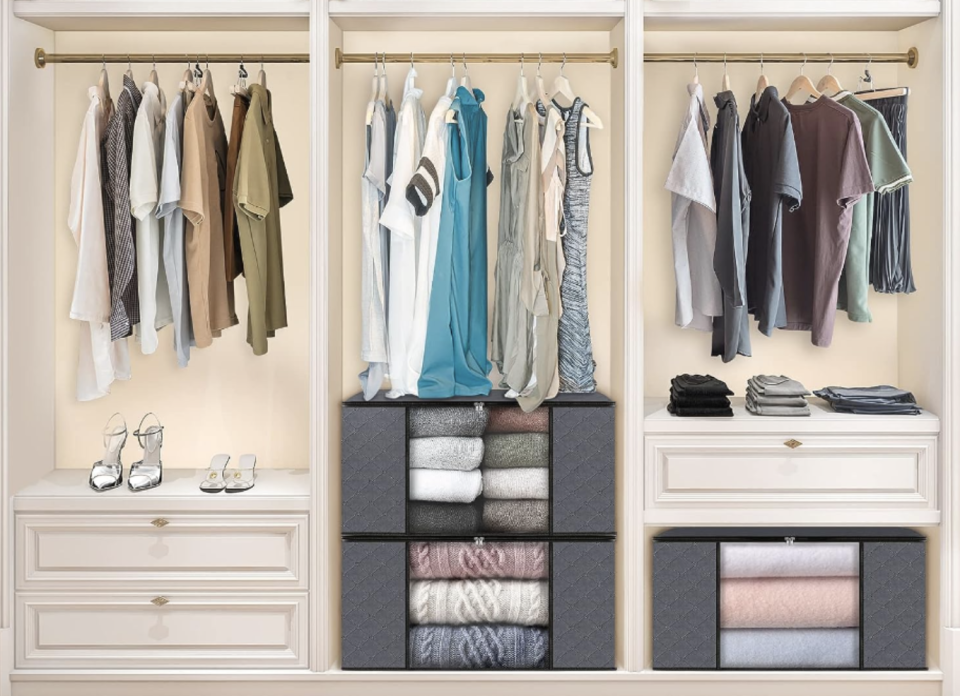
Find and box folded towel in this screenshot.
[483,468,549,500]
[409,542,548,580]
[667,402,733,417]
[721,577,859,628]
[408,625,548,669]
[746,394,811,417]
[669,387,733,408]
[409,406,490,438]
[409,502,481,534]
[745,386,809,407]
[720,628,859,668]
[671,374,734,396]
[410,469,483,503]
[483,500,549,533]
[409,437,484,471]
[487,407,550,433]
[748,375,811,397]
[721,542,859,578]
[482,433,549,468]
[410,580,549,626]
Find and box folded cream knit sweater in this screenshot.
[409,579,549,626]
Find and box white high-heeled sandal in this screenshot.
[200,454,231,493]
[89,413,127,492]
[224,454,257,493]
[128,413,164,492]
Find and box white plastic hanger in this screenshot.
[124,54,133,80]
[721,53,732,91]
[257,56,267,90]
[692,53,700,86]
[459,53,472,92]
[816,54,844,97]
[855,55,910,101]
[199,56,216,104]
[178,55,196,94]
[380,53,392,108]
[231,57,249,97]
[365,53,379,125]
[148,55,159,87]
[755,53,769,102]
[785,54,822,103]
[511,53,532,111]
[550,52,604,129]
[536,52,550,105]
[444,54,457,98]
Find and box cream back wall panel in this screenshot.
[52,32,310,470]
[643,31,902,397]
[339,30,614,399]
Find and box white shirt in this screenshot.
[130,81,173,354]
[380,69,426,398]
[68,88,130,400]
[156,91,193,367]
[665,83,722,331]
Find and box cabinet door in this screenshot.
[653,541,717,669]
[341,406,406,534]
[341,541,407,669]
[552,541,614,669]
[552,406,615,534]
[863,541,926,669]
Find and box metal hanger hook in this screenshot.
[103,55,107,70]
[538,52,543,77]
[828,53,834,74]
[127,54,131,71]
[520,52,524,75]
[760,52,764,73]
[450,53,455,75]
[152,55,156,70]
[800,52,807,75]
[410,52,414,69]
[562,51,567,74]
[693,52,698,79]
[462,52,468,72]
[723,53,728,74]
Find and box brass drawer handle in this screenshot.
[784,439,802,449]
[151,596,169,607]
[151,518,169,528]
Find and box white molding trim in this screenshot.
[1,0,10,637]
[328,1,625,19]
[11,1,310,20]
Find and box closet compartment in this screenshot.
[652,527,926,671]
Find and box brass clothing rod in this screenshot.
[645,48,919,69]
[335,48,619,68]
[34,48,309,69]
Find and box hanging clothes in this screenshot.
[405,90,454,395]
[492,101,541,396]
[710,90,752,362]
[418,86,493,398]
[555,98,597,393]
[234,84,293,356]
[665,83,722,333]
[381,68,426,397]
[741,86,802,337]
[68,87,130,401]
[181,92,236,348]
[156,88,194,368]
[832,92,912,322]
[861,93,915,294]
[103,74,142,340]
[130,81,173,355]
[224,92,251,320]
[359,99,390,399]
[782,97,873,347]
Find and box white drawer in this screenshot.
[16,514,307,590]
[645,434,938,524]
[16,593,306,669]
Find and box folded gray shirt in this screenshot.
[746,386,808,407]
[746,393,811,416]
[748,375,810,397]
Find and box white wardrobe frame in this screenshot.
[0,0,957,694]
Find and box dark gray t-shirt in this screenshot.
[742,87,802,337]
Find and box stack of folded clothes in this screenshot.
[408,541,549,669]
[481,407,550,533]
[813,385,922,415]
[746,375,811,417]
[668,374,733,417]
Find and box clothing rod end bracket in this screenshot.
[611,47,619,69]
[908,46,919,69]
[35,47,46,69]
[335,47,342,69]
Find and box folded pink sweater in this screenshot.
[486,407,549,433]
[409,541,548,580]
[721,577,859,629]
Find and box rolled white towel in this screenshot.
[409,469,483,503]
[482,468,549,500]
[409,579,549,626]
[409,437,484,471]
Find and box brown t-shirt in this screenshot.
[181,93,238,348]
[224,93,249,281]
[781,97,873,347]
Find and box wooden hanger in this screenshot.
[97,56,111,109]
[148,55,159,87]
[231,57,249,97]
[785,54,822,103]
[755,53,769,102]
[816,54,844,97]
[511,53,532,111]
[550,52,604,129]
[854,57,909,100]
[721,53,731,92]
[257,56,267,91]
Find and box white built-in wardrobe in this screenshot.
[1,0,960,694]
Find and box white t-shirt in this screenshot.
[380,69,426,398]
[130,82,173,354]
[156,90,194,367]
[665,83,722,331]
[68,88,131,400]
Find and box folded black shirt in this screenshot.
[670,387,732,408]
[671,374,734,397]
[667,401,734,418]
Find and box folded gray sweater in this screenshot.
[410,437,484,470]
[747,375,811,397]
[482,433,549,468]
[408,625,547,669]
[483,500,548,533]
[408,502,481,534]
[409,406,490,438]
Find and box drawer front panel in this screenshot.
[653,541,717,669]
[342,540,407,669]
[863,541,926,669]
[342,406,406,534]
[553,406,615,534]
[647,435,936,511]
[17,514,306,590]
[552,541,615,669]
[17,593,306,669]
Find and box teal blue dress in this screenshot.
[419,87,492,397]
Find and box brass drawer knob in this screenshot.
[151,596,169,607]
[784,439,802,449]
[151,518,169,528]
